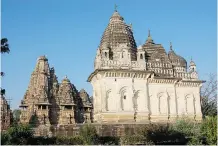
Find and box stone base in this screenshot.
[135,112,150,123]
[150,114,169,122]
[96,112,136,123]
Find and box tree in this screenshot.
[201,116,217,145]
[1,38,10,53]
[1,38,10,95]
[12,109,21,125]
[1,124,33,145]
[201,74,217,118]
[79,124,99,145]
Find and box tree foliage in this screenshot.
[1,124,34,145]
[201,74,217,117]
[201,116,217,145]
[79,124,99,145]
[1,38,10,53]
[12,109,21,125]
[1,118,217,145]
[1,38,10,96]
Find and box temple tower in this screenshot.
[20,56,51,126]
[57,76,76,125]
[79,89,93,123]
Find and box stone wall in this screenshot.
[34,123,158,137]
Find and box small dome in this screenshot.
[168,50,187,67]
[99,10,137,60]
[190,60,196,66]
[168,43,187,67]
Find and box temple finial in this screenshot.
[148,29,150,37]
[65,75,68,79]
[129,23,132,30]
[191,56,192,61]
[170,42,173,50]
[114,4,118,12]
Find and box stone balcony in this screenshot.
[96,60,146,71]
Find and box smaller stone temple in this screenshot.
[19,56,93,128]
[1,95,12,131]
[79,89,93,123]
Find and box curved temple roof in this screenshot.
[99,10,137,60]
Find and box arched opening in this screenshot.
[158,93,168,115]
[122,51,124,58]
[185,95,195,115]
[140,54,143,59]
[120,87,132,111]
[106,90,116,111]
[105,52,107,58]
[134,91,146,111]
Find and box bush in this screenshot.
[170,119,203,145]
[56,136,84,145]
[26,136,56,145]
[79,124,99,144]
[3,124,34,145]
[201,116,217,145]
[98,136,120,145]
[1,132,10,145]
[144,124,187,145]
[120,134,154,145]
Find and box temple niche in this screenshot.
[19,56,92,127]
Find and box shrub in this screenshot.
[1,132,10,145]
[201,116,217,145]
[120,134,154,145]
[4,124,34,145]
[144,124,187,145]
[79,124,99,144]
[26,136,56,145]
[170,119,203,145]
[98,136,120,145]
[56,136,84,145]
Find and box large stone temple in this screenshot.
[20,9,204,128]
[88,9,204,123]
[19,56,93,126]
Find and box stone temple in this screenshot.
[87,9,204,123]
[19,56,93,126]
[20,9,204,128]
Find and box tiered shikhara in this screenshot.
[19,56,93,126]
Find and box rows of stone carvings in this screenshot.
[19,56,93,126]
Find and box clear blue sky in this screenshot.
[1,0,217,110]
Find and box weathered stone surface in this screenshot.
[19,56,93,129]
[0,95,12,131]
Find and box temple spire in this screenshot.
[145,29,154,44]
[170,42,173,50]
[114,4,118,12]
